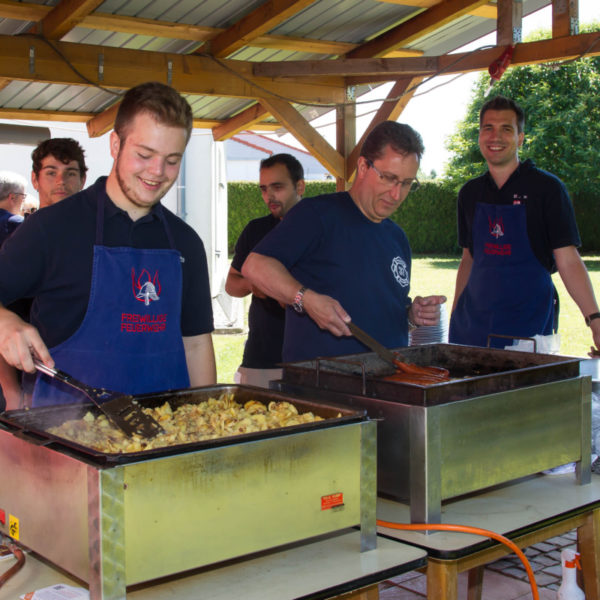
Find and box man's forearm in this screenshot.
[225,266,252,298]
[242,253,301,306]
[555,247,599,317]
[451,250,473,312]
[183,333,217,387]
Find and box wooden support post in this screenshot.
[497,0,523,45]
[336,85,356,191]
[553,0,579,38]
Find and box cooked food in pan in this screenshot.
[47,393,334,453]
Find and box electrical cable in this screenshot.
[0,543,25,589]
[376,519,539,600]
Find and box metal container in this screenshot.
[275,344,591,524]
[0,385,376,600]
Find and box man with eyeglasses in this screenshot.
[242,121,446,362]
[449,96,600,355]
[0,171,27,247]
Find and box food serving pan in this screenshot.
[0,385,376,600]
[0,384,363,465]
[275,344,591,524]
[279,342,581,406]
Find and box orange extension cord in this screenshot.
[0,543,25,589]
[376,520,539,600]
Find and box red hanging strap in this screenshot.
[488,45,515,81]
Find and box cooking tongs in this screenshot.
[34,359,164,438]
[348,322,450,382]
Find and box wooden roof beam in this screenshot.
[0,1,360,56]
[39,0,105,40]
[208,0,316,58]
[378,0,498,19]
[254,31,600,80]
[0,34,346,105]
[212,103,269,141]
[259,96,344,177]
[347,0,491,59]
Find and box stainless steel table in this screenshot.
[377,472,600,600]
[1,530,426,600]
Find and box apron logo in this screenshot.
[488,217,504,239]
[131,268,161,305]
[391,256,409,287]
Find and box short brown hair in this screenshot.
[360,121,424,163]
[480,96,525,133]
[114,82,193,143]
[31,138,87,176]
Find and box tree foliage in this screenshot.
[444,24,600,197]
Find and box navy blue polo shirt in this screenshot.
[457,159,580,273]
[231,214,284,368]
[0,177,213,349]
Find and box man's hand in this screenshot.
[0,307,53,373]
[409,295,447,327]
[302,289,351,337]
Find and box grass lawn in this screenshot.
[214,255,600,383]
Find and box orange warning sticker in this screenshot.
[321,492,344,510]
[8,514,19,540]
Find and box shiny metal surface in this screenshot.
[0,386,374,600]
[276,346,591,524]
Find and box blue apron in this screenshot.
[449,201,555,349]
[32,197,190,406]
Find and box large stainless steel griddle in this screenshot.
[0,385,376,600]
[274,343,591,524]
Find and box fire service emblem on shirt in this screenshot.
[488,216,504,239]
[132,268,161,305]
[391,256,409,287]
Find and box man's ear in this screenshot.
[296,178,306,197]
[109,130,121,160]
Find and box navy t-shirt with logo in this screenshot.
[252,192,412,362]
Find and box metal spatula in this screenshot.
[34,359,164,438]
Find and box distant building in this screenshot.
[225,131,331,181]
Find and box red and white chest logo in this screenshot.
[488,216,504,239]
[131,268,161,305]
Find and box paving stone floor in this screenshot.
[376,530,578,599]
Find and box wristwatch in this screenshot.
[293,286,307,313]
[585,312,600,327]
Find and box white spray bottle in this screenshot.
[557,548,585,600]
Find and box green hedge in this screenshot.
[227,181,337,254]
[227,181,599,255]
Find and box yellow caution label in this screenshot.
[8,514,19,540]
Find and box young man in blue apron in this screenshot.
[449,96,600,355]
[0,82,216,406]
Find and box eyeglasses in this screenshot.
[366,160,420,193]
[12,192,27,198]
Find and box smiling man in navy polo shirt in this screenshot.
[0,82,216,407]
[449,96,600,355]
